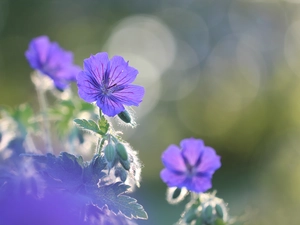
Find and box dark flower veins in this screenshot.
[160,138,221,193]
[77,53,144,117]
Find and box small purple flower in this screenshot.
[76,52,145,117]
[25,35,81,91]
[160,138,221,193]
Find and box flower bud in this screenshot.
[104,143,116,163]
[183,203,198,223]
[204,205,213,221]
[120,158,130,171]
[215,204,223,219]
[119,169,128,182]
[118,110,131,123]
[116,142,128,161]
[114,167,128,182]
[184,210,197,223]
[172,188,182,199]
[195,217,203,225]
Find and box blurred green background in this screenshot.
[1,0,300,224]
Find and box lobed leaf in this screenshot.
[85,182,148,220]
[74,118,105,135]
[25,152,84,192]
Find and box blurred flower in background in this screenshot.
[1,0,300,224]
[25,35,80,91]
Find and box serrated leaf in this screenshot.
[83,154,106,185]
[24,152,84,192]
[74,119,105,135]
[85,182,148,220]
[79,101,95,112]
[99,116,109,134]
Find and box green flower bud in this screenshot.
[184,210,197,223]
[119,169,128,182]
[184,203,198,223]
[104,143,116,163]
[172,188,182,200]
[116,142,128,161]
[195,216,203,225]
[118,110,131,123]
[114,167,128,182]
[120,158,130,171]
[204,205,213,221]
[215,204,223,219]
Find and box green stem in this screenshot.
[96,137,106,154]
[35,74,53,154]
[99,108,103,118]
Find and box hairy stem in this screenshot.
[33,73,53,153]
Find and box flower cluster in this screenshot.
[0,35,230,225]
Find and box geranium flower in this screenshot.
[76,52,145,117]
[25,36,81,91]
[160,138,221,193]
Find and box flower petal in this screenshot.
[112,84,145,106]
[196,147,221,174]
[185,175,212,193]
[53,80,68,91]
[77,71,100,103]
[161,144,186,172]
[46,43,73,70]
[96,95,125,117]
[160,169,187,187]
[180,138,205,167]
[108,56,138,86]
[25,36,50,69]
[83,52,109,84]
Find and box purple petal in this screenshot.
[25,36,50,69]
[108,56,138,86]
[64,65,81,81]
[53,80,68,91]
[77,71,100,103]
[185,176,212,193]
[161,144,186,172]
[160,169,187,187]
[112,84,145,106]
[46,43,72,69]
[83,52,109,84]
[96,96,125,117]
[196,147,221,173]
[180,138,205,166]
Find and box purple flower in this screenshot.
[25,36,81,91]
[160,138,221,193]
[76,52,145,117]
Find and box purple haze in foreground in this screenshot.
[76,52,145,117]
[25,35,81,91]
[160,138,221,193]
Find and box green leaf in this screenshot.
[214,218,226,225]
[24,152,84,192]
[83,154,107,185]
[1,103,37,136]
[98,115,109,134]
[74,118,105,135]
[85,182,148,220]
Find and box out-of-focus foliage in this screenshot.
[1,0,300,224]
